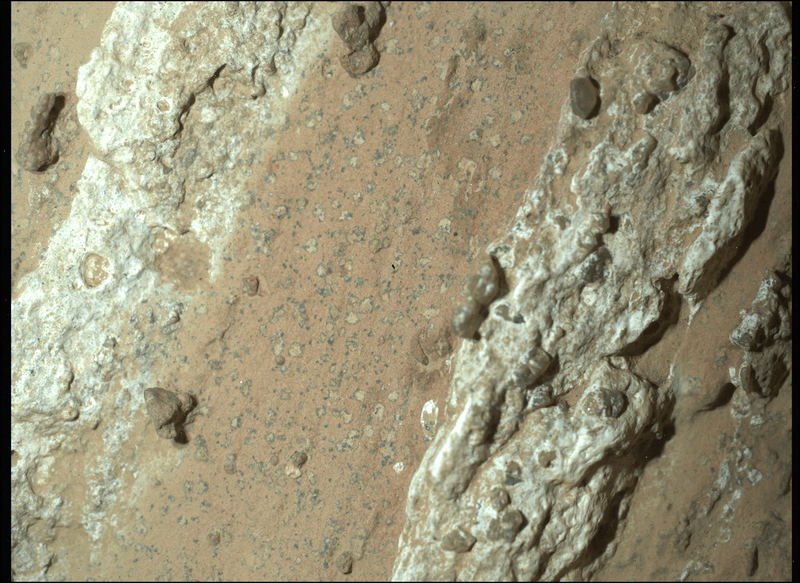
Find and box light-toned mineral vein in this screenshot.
[11,2,326,578]
[392,3,790,580]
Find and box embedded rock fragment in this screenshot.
[513,346,551,389]
[628,39,694,112]
[143,387,195,440]
[393,3,791,581]
[451,254,502,339]
[468,254,501,305]
[451,298,484,339]
[729,267,791,399]
[580,386,627,419]
[285,450,309,478]
[83,253,111,288]
[336,551,354,574]
[631,90,655,115]
[729,268,791,352]
[570,75,599,119]
[441,526,476,553]
[242,274,260,296]
[15,92,65,172]
[331,2,383,77]
[13,42,33,68]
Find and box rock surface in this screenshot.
[144,387,195,440]
[11,2,791,581]
[15,92,64,172]
[569,75,598,120]
[332,1,384,77]
[392,2,791,580]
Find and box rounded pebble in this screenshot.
[441,526,476,553]
[489,487,510,511]
[570,76,599,119]
[336,551,353,574]
[84,253,111,288]
[582,388,626,419]
[290,450,308,468]
[242,274,259,296]
[60,406,80,421]
[451,297,483,339]
[469,254,500,306]
[632,91,655,115]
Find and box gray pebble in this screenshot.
[451,297,483,339]
[143,387,195,440]
[336,551,353,574]
[582,388,626,419]
[632,91,656,115]
[441,527,476,553]
[570,76,599,119]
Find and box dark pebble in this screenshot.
[570,76,599,119]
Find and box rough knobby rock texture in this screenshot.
[143,387,196,440]
[15,92,65,172]
[332,1,384,77]
[11,2,791,581]
[12,2,321,577]
[392,3,791,580]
